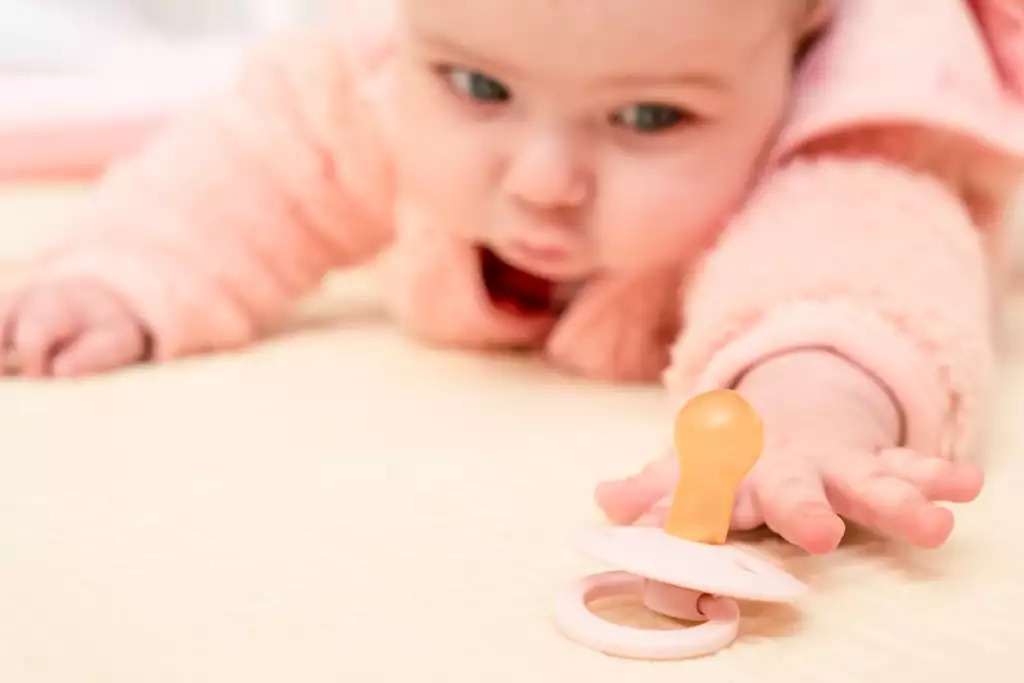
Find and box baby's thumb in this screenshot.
[594,449,677,525]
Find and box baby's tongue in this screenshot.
[479,248,556,316]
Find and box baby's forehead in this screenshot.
[402,0,792,77]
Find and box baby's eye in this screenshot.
[442,66,511,102]
[611,104,691,133]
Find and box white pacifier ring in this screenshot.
[555,527,808,660]
[554,570,740,660]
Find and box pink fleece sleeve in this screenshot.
[24,30,395,360]
[663,153,994,461]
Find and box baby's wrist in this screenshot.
[734,349,903,451]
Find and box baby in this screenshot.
[2,0,1020,554]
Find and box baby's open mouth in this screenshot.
[478,247,559,316]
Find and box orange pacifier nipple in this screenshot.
[663,390,764,545]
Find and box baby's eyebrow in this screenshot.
[414,30,526,79]
[414,28,726,93]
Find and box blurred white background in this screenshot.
[0,0,331,180]
[1,0,325,70]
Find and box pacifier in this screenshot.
[554,389,808,660]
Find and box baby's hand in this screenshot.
[595,351,985,554]
[596,444,983,554]
[0,279,151,377]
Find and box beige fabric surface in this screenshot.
[0,183,1022,682]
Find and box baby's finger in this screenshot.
[594,450,677,525]
[729,478,762,530]
[10,290,82,377]
[878,448,984,503]
[824,455,954,549]
[51,323,145,377]
[753,456,845,555]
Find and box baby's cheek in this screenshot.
[594,177,726,270]
[596,154,761,270]
[394,131,489,239]
[600,211,697,271]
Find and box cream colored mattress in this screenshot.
[0,183,1023,682]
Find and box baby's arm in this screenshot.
[3,31,393,372]
[667,143,996,462]
[599,134,995,551]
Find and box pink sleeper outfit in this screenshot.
[19,0,1024,461]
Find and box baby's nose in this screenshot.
[503,130,590,210]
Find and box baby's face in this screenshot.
[392,0,806,280]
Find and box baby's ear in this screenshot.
[969,0,1024,97]
[799,0,833,37]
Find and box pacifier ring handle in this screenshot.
[554,570,740,660]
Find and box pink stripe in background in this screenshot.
[0,55,236,182]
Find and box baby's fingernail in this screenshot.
[954,463,985,488]
[915,507,954,548]
[594,481,644,523]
